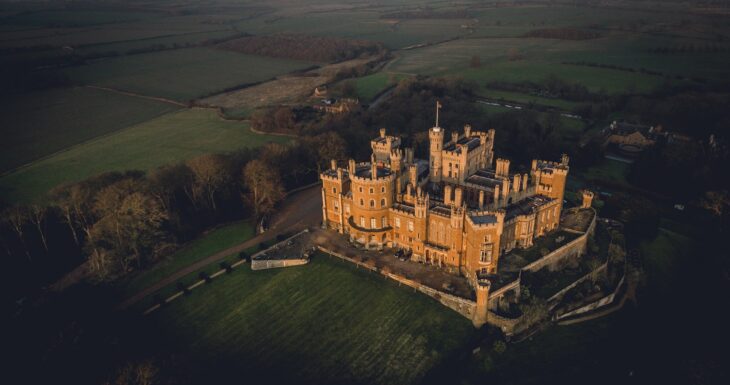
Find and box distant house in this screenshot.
[314,98,359,114]
[602,121,665,150]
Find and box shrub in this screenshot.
[238,251,249,261]
[259,242,268,250]
[493,340,507,355]
[199,271,211,283]
[219,261,232,273]
[176,281,191,295]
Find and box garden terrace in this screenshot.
[561,208,596,234]
[509,230,581,263]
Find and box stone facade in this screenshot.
[319,104,571,323]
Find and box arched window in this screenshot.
[369,187,374,194]
[333,187,337,194]
[381,186,385,193]
[358,187,363,193]
[381,198,386,207]
[359,198,364,206]
[370,199,375,208]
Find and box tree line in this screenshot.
[1,133,346,299]
[217,34,386,63]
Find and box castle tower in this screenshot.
[581,190,594,208]
[429,127,444,182]
[495,158,510,178]
[473,276,491,327]
[429,101,444,182]
[390,149,403,175]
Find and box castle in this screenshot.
[320,103,570,317]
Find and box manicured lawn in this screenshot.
[149,254,475,385]
[0,108,290,203]
[0,87,180,173]
[121,220,255,297]
[577,159,630,186]
[64,48,316,101]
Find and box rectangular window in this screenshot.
[480,245,493,263]
[370,218,376,229]
[360,216,365,227]
[395,217,401,228]
[382,217,387,227]
[408,221,414,232]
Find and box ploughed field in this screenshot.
[148,254,474,385]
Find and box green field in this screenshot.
[150,254,474,385]
[353,72,408,101]
[64,48,316,101]
[121,220,255,297]
[0,87,180,173]
[639,228,691,297]
[480,88,580,111]
[391,37,673,95]
[0,108,290,203]
[576,158,631,186]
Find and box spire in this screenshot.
[435,100,442,128]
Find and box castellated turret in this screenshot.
[429,126,444,182]
[581,190,594,208]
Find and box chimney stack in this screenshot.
[348,159,356,176]
[444,185,452,205]
[452,131,459,144]
[479,190,485,209]
[380,128,386,138]
[331,159,337,170]
[464,124,472,138]
[455,187,463,207]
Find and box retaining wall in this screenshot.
[317,246,478,320]
[251,258,309,270]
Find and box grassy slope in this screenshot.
[0,108,290,203]
[576,159,630,186]
[0,87,180,173]
[150,254,474,385]
[353,72,408,101]
[64,48,316,101]
[120,220,255,297]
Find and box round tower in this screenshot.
[473,276,491,327]
[429,127,444,182]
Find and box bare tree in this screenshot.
[28,205,49,252]
[186,154,231,210]
[3,206,31,261]
[49,185,80,245]
[243,159,285,218]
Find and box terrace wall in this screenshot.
[316,246,478,322]
[522,210,596,273]
[251,258,309,270]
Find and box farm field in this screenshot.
[0,86,180,173]
[121,220,255,298]
[63,48,316,101]
[390,37,674,95]
[149,254,474,385]
[0,108,290,203]
[239,10,471,49]
[352,72,408,102]
[479,88,580,111]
